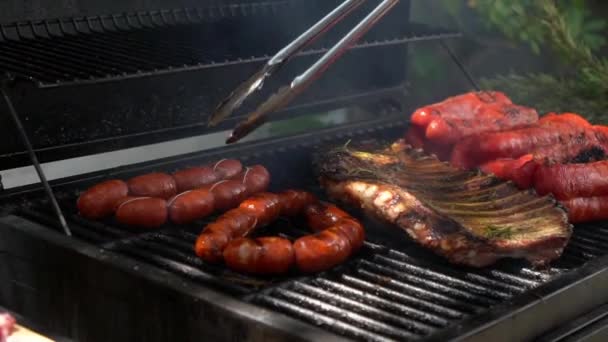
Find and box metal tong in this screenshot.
[208,0,401,144]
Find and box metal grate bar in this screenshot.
[254,295,395,342]
[311,278,450,327]
[339,274,465,320]
[575,229,608,245]
[567,240,603,259]
[45,34,167,72]
[268,287,421,340]
[372,255,522,298]
[0,44,87,80]
[18,208,106,243]
[386,249,544,288]
[113,238,252,295]
[289,280,435,336]
[0,3,292,39]
[0,21,460,87]
[0,57,56,83]
[571,234,608,251]
[359,260,503,305]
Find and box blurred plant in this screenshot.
[471,0,608,122]
[470,0,606,56]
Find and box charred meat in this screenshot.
[314,140,572,268]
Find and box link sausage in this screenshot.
[213,159,243,179]
[232,165,271,196]
[127,173,177,199]
[77,180,129,219]
[172,167,218,193]
[115,197,168,228]
[168,189,215,225]
[170,159,243,193]
[205,180,249,212]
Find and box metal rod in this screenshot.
[208,0,367,127]
[439,39,480,91]
[226,0,400,144]
[1,86,71,236]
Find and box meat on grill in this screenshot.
[450,113,592,170]
[113,165,270,227]
[478,133,608,189]
[314,140,572,268]
[196,190,365,274]
[437,108,608,222]
[562,196,608,223]
[408,91,538,148]
[77,158,244,220]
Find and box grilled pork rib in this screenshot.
[315,140,572,267]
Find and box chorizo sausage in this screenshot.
[213,159,243,179]
[196,190,313,264]
[305,202,352,232]
[534,161,608,200]
[410,91,512,128]
[232,165,271,196]
[278,190,318,217]
[167,189,215,224]
[205,180,248,212]
[223,237,295,275]
[450,118,588,170]
[171,159,242,193]
[238,192,282,227]
[77,179,129,219]
[127,172,177,199]
[115,197,168,228]
[293,226,352,273]
[172,167,218,193]
[294,203,365,273]
[479,155,537,189]
[194,210,258,262]
[203,191,365,275]
[562,196,608,223]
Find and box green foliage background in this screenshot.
[440,0,608,123]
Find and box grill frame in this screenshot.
[0,0,467,170]
[3,116,608,342]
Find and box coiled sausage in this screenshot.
[223,237,295,275]
[197,190,365,275]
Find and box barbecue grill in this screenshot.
[2,1,608,341]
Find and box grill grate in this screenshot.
[0,4,459,87]
[6,118,608,341]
